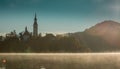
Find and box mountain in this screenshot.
[85,20,120,46]
[71,20,120,52]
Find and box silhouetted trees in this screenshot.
[0,33,91,53]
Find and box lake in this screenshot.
[0,53,120,69]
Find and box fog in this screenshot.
[0,53,120,69]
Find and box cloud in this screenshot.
[94,0,120,18]
[110,4,120,13]
[92,0,105,3]
[105,0,120,18]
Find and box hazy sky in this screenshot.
[0,0,120,35]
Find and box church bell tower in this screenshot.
[33,13,38,37]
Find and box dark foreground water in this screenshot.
[0,53,120,69]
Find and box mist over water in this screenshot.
[0,53,120,69]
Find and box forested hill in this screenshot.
[71,20,120,52]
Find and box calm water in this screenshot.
[0,53,120,69]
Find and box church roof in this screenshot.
[23,27,31,35]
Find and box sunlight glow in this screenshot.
[0,53,120,56]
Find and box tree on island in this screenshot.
[0,32,90,53]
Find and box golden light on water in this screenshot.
[0,53,120,55]
[0,53,120,69]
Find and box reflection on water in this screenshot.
[40,66,46,69]
[0,53,120,69]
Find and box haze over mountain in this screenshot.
[71,20,120,52]
[85,20,120,46]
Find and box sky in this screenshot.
[0,0,120,35]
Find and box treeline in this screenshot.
[0,34,91,53]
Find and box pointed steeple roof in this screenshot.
[34,13,37,22]
[25,26,28,32]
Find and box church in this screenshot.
[20,13,38,41]
[33,13,38,37]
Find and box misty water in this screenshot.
[0,53,120,69]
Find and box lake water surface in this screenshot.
[0,53,120,69]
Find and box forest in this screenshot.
[0,33,90,53]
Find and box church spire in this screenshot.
[25,26,28,32]
[34,13,37,22]
[35,13,36,18]
[33,13,38,37]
